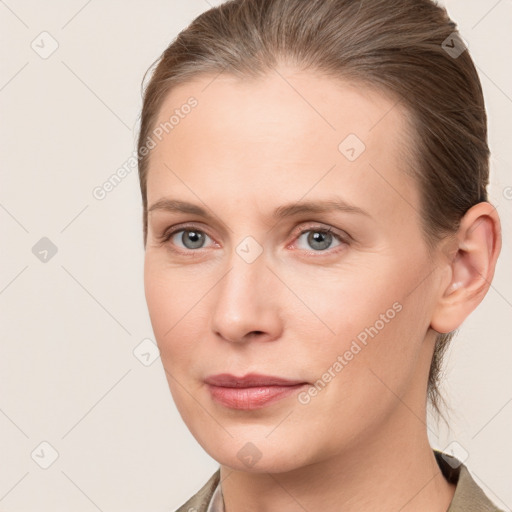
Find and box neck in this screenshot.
[220,393,455,512]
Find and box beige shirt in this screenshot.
[176,450,503,511]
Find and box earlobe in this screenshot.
[430,202,501,334]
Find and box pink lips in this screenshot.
[204,373,308,410]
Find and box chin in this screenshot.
[216,451,306,474]
[192,429,314,474]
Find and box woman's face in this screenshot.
[143,68,444,472]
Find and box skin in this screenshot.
[143,67,501,511]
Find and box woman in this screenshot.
[137,0,503,510]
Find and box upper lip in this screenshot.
[204,373,307,388]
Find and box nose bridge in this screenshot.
[210,245,281,343]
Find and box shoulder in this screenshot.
[174,469,221,512]
[434,450,504,512]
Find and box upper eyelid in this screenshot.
[292,223,350,242]
[160,221,212,238]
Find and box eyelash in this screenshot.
[158,223,349,256]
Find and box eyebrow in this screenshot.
[273,199,370,219]
[147,197,371,220]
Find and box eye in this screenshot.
[295,227,344,252]
[166,228,215,250]
[159,224,348,255]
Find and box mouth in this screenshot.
[204,373,309,410]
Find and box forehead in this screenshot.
[153,68,410,149]
[147,68,419,226]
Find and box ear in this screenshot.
[430,202,502,334]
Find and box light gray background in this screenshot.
[0,1,511,510]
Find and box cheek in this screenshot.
[280,267,430,451]
[143,254,207,369]
[276,258,405,342]
[279,255,431,388]
[144,256,217,437]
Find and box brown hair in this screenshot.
[137,0,489,416]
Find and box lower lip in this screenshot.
[206,383,307,410]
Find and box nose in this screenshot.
[210,252,283,344]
